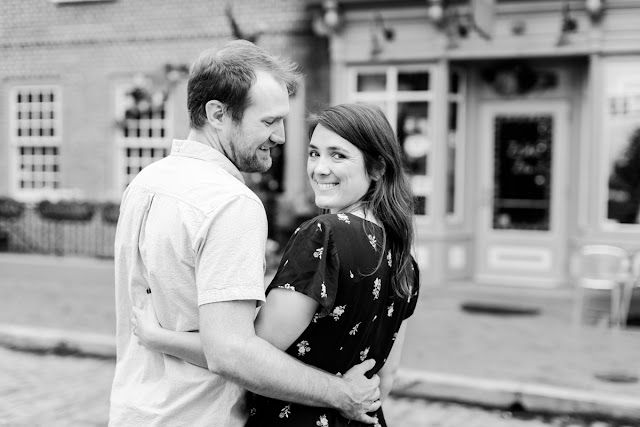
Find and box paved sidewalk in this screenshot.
[1,253,639,422]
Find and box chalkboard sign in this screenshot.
[493,115,552,230]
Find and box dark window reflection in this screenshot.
[608,127,640,223]
[398,72,430,91]
[493,115,553,231]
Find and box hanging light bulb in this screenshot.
[585,0,604,22]
[427,0,444,25]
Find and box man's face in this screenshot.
[226,71,290,173]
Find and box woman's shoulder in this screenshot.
[297,213,356,231]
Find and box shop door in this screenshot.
[475,101,569,287]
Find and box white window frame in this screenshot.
[599,59,640,232]
[114,83,173,193]
[445,68,467,224]
[9,85,63,200]
[347,65,435,219]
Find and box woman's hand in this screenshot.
[132,293,163,351]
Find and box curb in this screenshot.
[0,323,115,359]
[1,323,638,421]
[395,369,640,421]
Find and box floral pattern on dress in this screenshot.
[337,213,350,224]
[255,213,419,427]
[368,234,377,251]
[373,415,382,427]
[316,414,329,427]
[279,404,291,418]
[373,278,381,299]
[278,283,295,291]
[297,340,311,356]
[349,322,361,335]
[331,305,346,321]
[360,346,370,361]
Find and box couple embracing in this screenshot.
[109,40,419,427]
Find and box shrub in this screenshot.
[0,197,25,220]
[101,202,120,224]
[37,200,96,222]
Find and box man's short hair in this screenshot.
[187,40,302,129]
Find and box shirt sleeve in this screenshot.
[403,258,421,320]
[267,218,339,319]
[195,195,268,306]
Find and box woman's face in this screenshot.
[307,124,372,214]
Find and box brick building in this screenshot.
[4,0,640,296]
[0,0,325,227]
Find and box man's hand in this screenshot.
[338,359,382,424]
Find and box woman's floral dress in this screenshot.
[245,213,420,427]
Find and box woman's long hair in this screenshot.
[308,104,416,298]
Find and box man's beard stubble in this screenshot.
[229,129,272,174]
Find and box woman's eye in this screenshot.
[332,152,346,159]
[308,151,319,157]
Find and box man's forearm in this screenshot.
[208,333,344,409]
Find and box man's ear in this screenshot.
[205,100,226,129]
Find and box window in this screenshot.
[10,86,62,197]
[602,61,640,229]
[349,66,434,217]
[446,69,466,222]
[115,83,171,191]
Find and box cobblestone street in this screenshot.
[0,347,634,427]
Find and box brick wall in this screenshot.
[0,0,328,201]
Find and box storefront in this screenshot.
[308,0,640,287]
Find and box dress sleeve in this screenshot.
[403,258,421,320]
[267,218,339,319]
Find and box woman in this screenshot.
[133,103,420,426]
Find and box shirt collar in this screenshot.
[170,139,245,184]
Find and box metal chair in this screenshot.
[571,244,631,328]
[622,251,640,324]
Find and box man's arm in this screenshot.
[199,298,381,424]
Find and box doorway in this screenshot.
[475,101,569,287]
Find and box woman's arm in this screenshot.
[132,287,320,366]
[377,321,408,402]
[132,296,208,368]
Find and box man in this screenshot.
[109,40,381,426]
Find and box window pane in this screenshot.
[446,102,458,215]
[449,71,459,94]
[493,115,553,231]
[397,102,430,215]
[398,71,430,91]
[357,73,386,92]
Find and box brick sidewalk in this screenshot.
[1,253,639,421]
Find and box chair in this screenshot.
[571,245,631,328]
[621,251,640,324]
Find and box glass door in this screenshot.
[475,101,569,287]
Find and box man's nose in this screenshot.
[270,121,285,145]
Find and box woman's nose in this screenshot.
[313,156,331,175]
